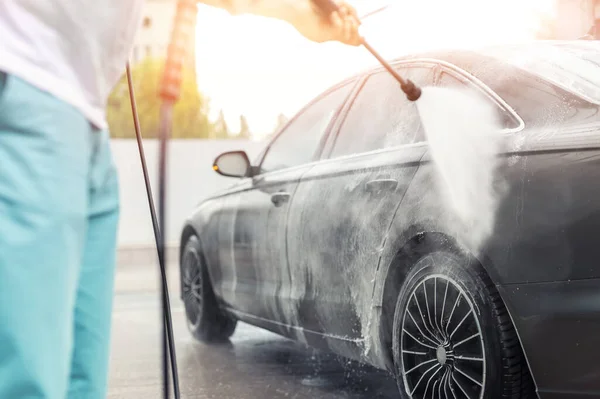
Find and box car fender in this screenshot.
[368,220,507,371]
[179,197,224,295]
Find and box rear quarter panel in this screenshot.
[375,127,600,291]
[368,127,600,392]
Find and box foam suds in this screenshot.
[416,86,505,251]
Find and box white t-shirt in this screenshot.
[0,0,145,129]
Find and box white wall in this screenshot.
[111,139,264,247]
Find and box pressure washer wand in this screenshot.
[312,0,422,101]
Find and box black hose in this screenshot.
[126,63,181,399]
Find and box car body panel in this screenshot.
[232,165,312,331]
[284,144,425,353]
[366,128,600,393]
[182,198,222,277]
[498,279,600,398]
[374,128,600,289]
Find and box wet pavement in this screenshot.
[109,264,399,398]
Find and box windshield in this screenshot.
[479,42,600,104]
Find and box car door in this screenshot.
[220,80,358,325]
[285,65,435,341]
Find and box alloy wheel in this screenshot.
[399,274,486,399]
[182,249,203,327]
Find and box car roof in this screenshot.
[351,40,600,76]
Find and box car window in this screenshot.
[489,72,600,127]
[433,53,600,127]
[438,71,520,129]
[329,67,434,158]
[260,82,354,173]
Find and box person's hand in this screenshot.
[290,1,362,46]
[201,0,361,45]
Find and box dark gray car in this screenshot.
[179,41,600,399]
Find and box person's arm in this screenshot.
[197,0,361,45]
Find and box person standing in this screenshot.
[0,1,360,398]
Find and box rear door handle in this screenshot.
[271,192,291,207]
[365,178,398,193]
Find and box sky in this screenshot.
[194,0,557,138]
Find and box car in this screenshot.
[178,41,600,399]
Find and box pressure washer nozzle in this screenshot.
[401,79,422,102]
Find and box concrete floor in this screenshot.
[109,264,399,398]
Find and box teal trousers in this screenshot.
[0,72,119,398]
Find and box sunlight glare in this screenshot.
[195,0,556,138]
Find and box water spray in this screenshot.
[314,0,503,250]
[314,0,496,225]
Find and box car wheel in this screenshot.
[181,235,237,342]
[391,251,534,399]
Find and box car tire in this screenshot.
[391,250,534,399]
[181,235,237,343]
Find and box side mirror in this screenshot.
[213,151,252,178]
